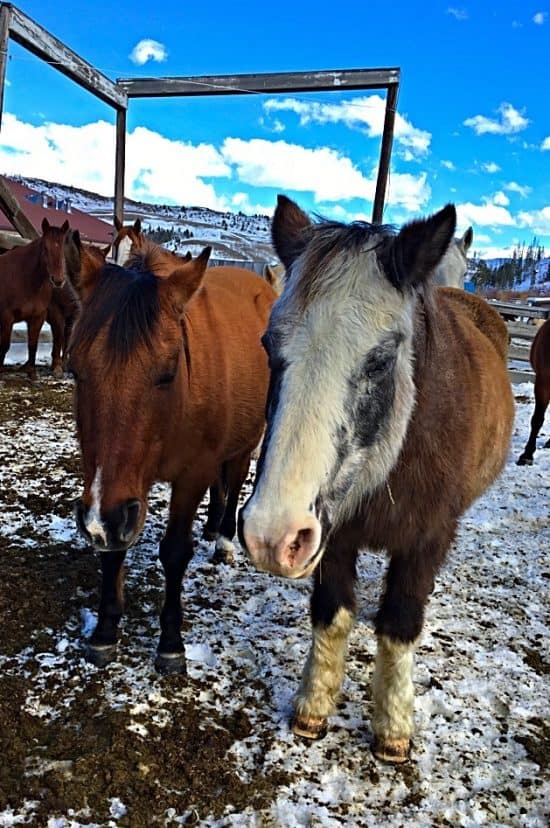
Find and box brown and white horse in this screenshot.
[69,244,276,672]
[432,226,473,287]
[517,317,550,465]
[239,196,513,763]
[0,218,70,379]
[111,217,145,265]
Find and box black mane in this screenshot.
[72,263,160,361]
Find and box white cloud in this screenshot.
[221,137,430,210]
[542,136,550,150]
[129,39,168,65]
[533,11,547,24]
[481,161,500,173]
[517,206,550,235]
[441,160,455,170]
[456,202,515,227]
[504,181,532,198]
[490,191,510,207]
[263,95,431,158]
[447,7,469,20]
[464,102,529,135]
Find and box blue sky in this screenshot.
[0,0,548,257]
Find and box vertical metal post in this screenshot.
[114,105,126,225]
[0,4,11,128]
[372,82,398,224]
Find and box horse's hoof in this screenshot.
[155,651,187,675]
[517,455,533,466]
[212,537,235,564]
[292,714,328,741]
[85,643,117,667]
[372,737,411,764]
[202,527,219,542]
[52,365,63,379]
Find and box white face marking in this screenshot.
[84,467,108,545]
[244,245,417,547]
[115,235,133,266]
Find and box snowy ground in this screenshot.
[0,363,548,827]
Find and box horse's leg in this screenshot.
[86,550,126,666]
[372,541,448,763]
[48,306,64,379]
[202,468,228,541]
[212,451,251,564]
[517,380,549,464]
[0,312,14,370]
[292,540,358,740]
[156,474,212,674]
[24,315,45,380]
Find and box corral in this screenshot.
[0,354,548,826]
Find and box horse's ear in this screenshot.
[382,204,457,289]
[41,217,50,233]
[162,246,211,314]
[272,194,312,269]
[461,226,474,253]
[61,219,70,232]
[183,251,192,261]
[133,218,142,234]
[114,216,123,231]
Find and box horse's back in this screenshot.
[437,287,509,362]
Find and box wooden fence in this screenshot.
[487,299,549,383]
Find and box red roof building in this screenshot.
[0,177,113,245]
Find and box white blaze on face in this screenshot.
[84,467,108,546]
[243,246,417,547]
[116,235,133,266]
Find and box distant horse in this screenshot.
[69,244,276,672]
[45,232,110,378]
[111,217,145,265]
[517,317,550,465]
[432,226,473,288]
[239,196,513,763]
[0,218,70,379]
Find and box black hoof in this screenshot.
[517,455,533,466]
[202,527,219,541]
[155,651,187,675]
[85,643,117,667]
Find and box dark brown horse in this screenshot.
[0,218,70,379]
[46,231,110,378]
[239,196,514,763]
[517,317,550,464]
[69,243,276,672]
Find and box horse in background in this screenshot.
[239,196,513,763]
[111,217,145,265]
[45,231,110,378]
[263,262,286,296]
[432,226,473,287]
[0,218,70,380]
[68,242,276,672]
[517,317,550,465]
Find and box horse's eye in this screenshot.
[155,372,175,387]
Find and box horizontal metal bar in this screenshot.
[118,67,400,98]
[6,4,127,109]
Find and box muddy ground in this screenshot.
[0,366,548,827]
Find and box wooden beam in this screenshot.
[0,174,39,239]
[372,82,398,224]
[509,368,534,384]
[6,4,127,109]
[114,107,126,224]
[0,229,30,249]
[0,4,10,124]
[118,67,400,98]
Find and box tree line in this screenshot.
[470,237,546,290]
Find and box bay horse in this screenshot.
[517,317,550,464]
[68,244,276,672]
[0,218,70,379]
[45,231,110,378]
[239,196,513,763]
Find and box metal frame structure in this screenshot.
[0,3,400,227]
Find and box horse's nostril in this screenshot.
[120,499,141,543]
